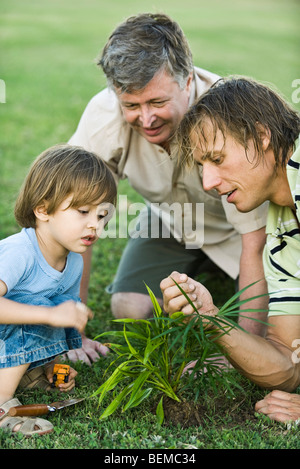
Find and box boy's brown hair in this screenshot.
[15,144,117,228]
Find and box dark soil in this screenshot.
[161,394,257,428]
[162,397,204,428]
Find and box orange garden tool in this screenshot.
[8,398,85,417]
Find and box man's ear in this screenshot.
[185,71,193,93]
[255,122,271,151]
[33,201,49,222]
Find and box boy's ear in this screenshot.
[34,201,49,222]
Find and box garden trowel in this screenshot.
[8,398,85,417]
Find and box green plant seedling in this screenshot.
[92,282,269,425]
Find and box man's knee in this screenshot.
[111,292,162,319]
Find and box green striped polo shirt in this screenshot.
[263,138,300,316]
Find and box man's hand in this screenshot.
[160,271,218,319]
[64,336,109,366]
[255,390,300,423]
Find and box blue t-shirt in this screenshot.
[0,227,83,302]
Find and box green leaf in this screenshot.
[95,330,149,342]
[218,282,269,316]
[127,387,153,409]
[143,336,164,365]
[123,325,139,356]
[170,311,185,320]
[144,284,163,325]
[218,281,260,312]
[99,384,133,419]
[92,361,129,401]
[156,396,164,427]
[150,373,181,401]
[123,370,153,410]
[170,277,199,314]
[113,317,152,325]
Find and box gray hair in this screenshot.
[98,13,193,93]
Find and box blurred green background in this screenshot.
[1,0,299,239]
[0,0,300,449]
[0,0,299,297]
[1,0,299,308]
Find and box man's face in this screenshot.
[192,121,275,213]
[115,70,192,147]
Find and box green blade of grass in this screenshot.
[123,370,152,411]
[156,396,165,427]
[99,383,133,420]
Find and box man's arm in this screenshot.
[238,228,269,336]
[217,314,300,392]
[161,272,300,392]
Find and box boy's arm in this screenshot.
[0,279,50,325]
[0,280,92,333]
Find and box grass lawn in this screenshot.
[1,0,300,451]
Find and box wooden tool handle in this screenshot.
[8,404,50,417]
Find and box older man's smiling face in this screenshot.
[116,70,193,149]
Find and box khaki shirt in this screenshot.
[69,67,268,279]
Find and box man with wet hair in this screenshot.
[161,77,300,422]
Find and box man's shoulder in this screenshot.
[80,87,127,138]
[88,87,119,111]
[194,66,220,83]
[191,66,220,101]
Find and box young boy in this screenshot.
[0,144,117,435]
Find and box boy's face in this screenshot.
[192,121,275,213]
[38,195,110,256]
[116,69,193,148]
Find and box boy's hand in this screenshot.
[49,301,93,333]
[45,362,78,392]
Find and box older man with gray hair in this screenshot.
[69,13,268,363]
